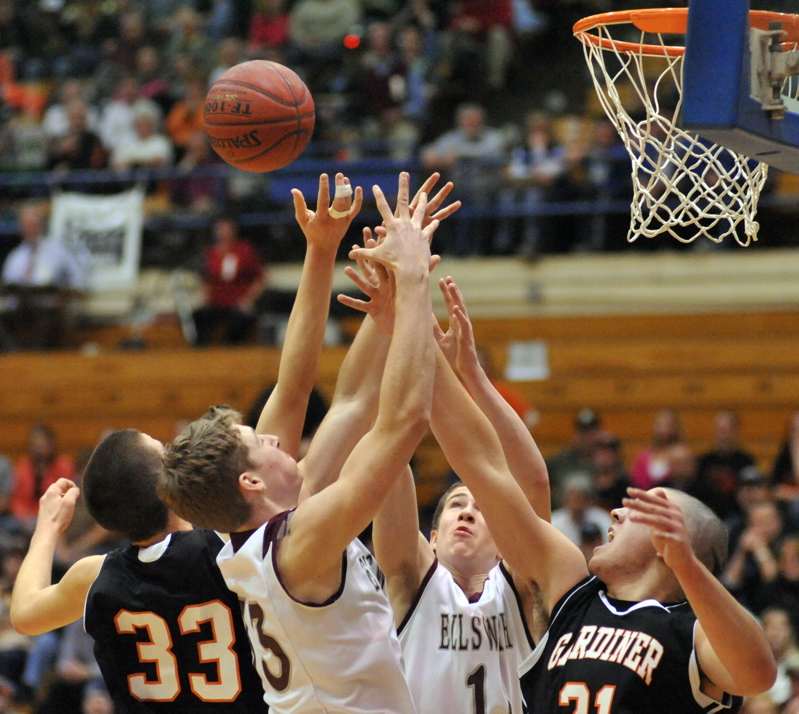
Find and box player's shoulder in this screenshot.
[66,553,106,590]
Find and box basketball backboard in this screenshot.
[682,0,799,174]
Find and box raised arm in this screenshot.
[298,173,460,496]
[255,172,363,458]
[435,276,550,521]
[297,240,391,498]
[278,173,437,600]
[430,345,588,613]
[624,488,776,698]
[11,479,104,635]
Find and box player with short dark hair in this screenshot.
[9,172,364,713]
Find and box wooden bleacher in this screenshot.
[2,250,799,506]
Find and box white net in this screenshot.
[576,18,769,246]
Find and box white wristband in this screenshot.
[334,183,353,199]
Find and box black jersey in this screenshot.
[518,576,742,714]
[85,529,268,714]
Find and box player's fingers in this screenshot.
[427,181,454,213]
[396,172,411,218]
[429,254,441,271]
[431,200,462,223]
[337,294,369,313]
[422,217,439,241]
[432,316,447,341]
[316,173,330,210]
[291,189,309,225]
[343,265,375,293]
[348,185,364,216]
[373,185,394,226]
[411,172,440,211]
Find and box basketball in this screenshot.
[204,60,315,173]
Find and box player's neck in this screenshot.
[234,498,281,533]
[444,562,492,600]
[133,513,193,547]
[604,565,683,604]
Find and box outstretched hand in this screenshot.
[432,276,480,376]
[623,488,696,574]
[349,172,437,274]
[407,172,461,230]
[37,478,80,535]
[338,229,396,335]
[292,172,364,250]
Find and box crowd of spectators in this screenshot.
[1,0,733,261]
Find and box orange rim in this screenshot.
[574,8,799,58]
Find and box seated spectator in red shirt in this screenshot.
[192,213,267,346]
[11,424,75,525]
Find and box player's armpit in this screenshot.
[11,555,105,636]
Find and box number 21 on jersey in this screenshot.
[560,683,616,714]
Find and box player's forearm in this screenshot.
[676,556,776,695]
[10,528,60,633]
[275,242,338,393]
[459,364,550,521]
[376,269,433,437]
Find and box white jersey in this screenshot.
[399,560,533,714]
[217,510,417,714]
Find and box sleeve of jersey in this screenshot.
[687,621,743,713]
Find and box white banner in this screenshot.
[49,186,145,292]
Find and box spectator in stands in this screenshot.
[169,130,224,213]
[630,407,682,490]
[105,10,149,75]
[725,465,773,550]
[771,411,799,502]
[591,432,630,511]
[691,409,757,519]
[164,77,207,162]
[10,425,75,526]
[46,99,108,172]
[135,46,174,117]
[42,81,99,141]
[192,212,267,346]
[723,499,783,613]
[546,407,603,508]
[210,37,247,87]
[756,536,799,634]
[1,203,88,351]
[421,102,506,254]
[763,608,799,708]
[494,111,567,256]
[666,440,699,492]
[97,76,162,153]
[441,0,513,91]
[36,619,105,714]
[110,102,173,170]
[573,118,632,251]
[82,686,114,714]
[164,5,218,78]
[247,0,290,60]
[550,472,613,548]
[396,24,438,130]
[286,0,361,89]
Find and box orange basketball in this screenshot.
[204,60,315,173]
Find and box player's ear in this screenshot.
[239,471,264,491]
[429,530,438,549]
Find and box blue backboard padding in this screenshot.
[682,0,749,126]
[682,0,799,173]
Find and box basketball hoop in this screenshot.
[574,9,780,246]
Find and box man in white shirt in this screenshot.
[1,203,88,350]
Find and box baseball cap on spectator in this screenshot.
[739,465,766,486]
[575,408,601,431]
